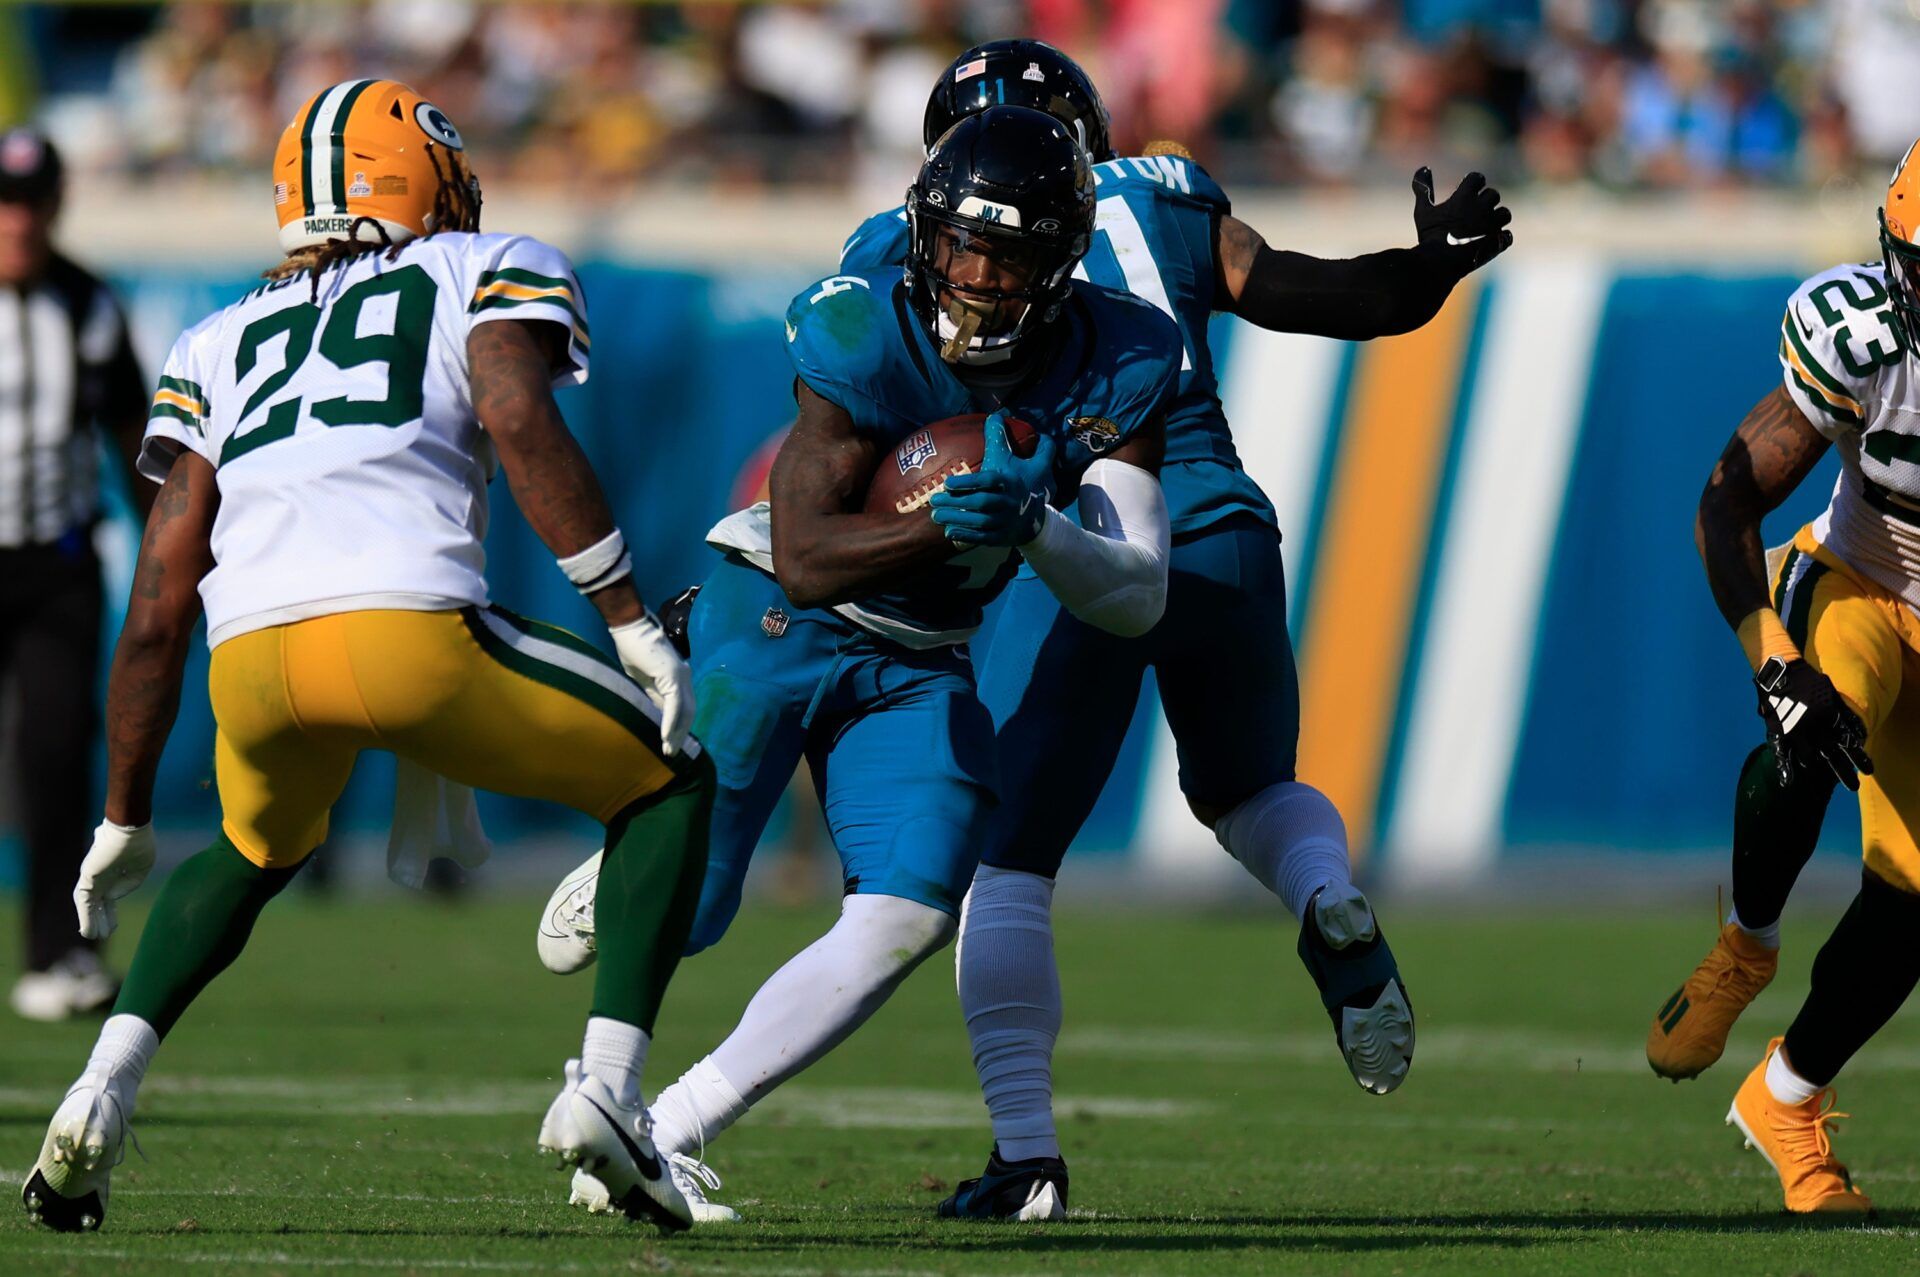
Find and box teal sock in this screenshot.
[113,834,304,1037]
[590,759,714,1032]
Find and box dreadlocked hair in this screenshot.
[262,217,406,303]
[261,143,480,303]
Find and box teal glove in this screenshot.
[928,411,1058,547]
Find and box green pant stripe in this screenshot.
[1785,559,1827,650]
[486,605,621,673]
[1773,547,1801,613]
[461,607,679,767]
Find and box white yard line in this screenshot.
[0,1079,1206,1129]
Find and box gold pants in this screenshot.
[1775,527,1920,892]
[207,607,685,868]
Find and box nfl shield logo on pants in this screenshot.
[762,608,790,638]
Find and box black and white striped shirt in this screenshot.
[0,254,145,548]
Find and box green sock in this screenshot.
[114,834,304,1037]
[590,758,714,1032]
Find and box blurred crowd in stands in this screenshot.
[14,0,1920,197]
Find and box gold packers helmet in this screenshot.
[1880,138,1920,337]
[273,80,480,254]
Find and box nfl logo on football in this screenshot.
[896,430,938,475]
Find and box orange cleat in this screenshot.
[1726,1039,1873,1215]
[1647,923,1777,1080]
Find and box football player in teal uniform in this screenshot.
[555,106,1186,1222]
[838,41,1512,1219]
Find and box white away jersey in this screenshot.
[142,232,589,647]
[1778,261,1920,611]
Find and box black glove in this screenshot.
[1412,167,1512,278]
[655,584,700,659]
[1756,656,1874,791]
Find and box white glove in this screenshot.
[73,819,158,940]
[609,611,695,756]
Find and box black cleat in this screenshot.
[1298,884,1415,1094]
[937,1146,1068,1220]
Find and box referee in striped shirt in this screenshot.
[0,128,152,1021]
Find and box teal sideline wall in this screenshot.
[0,257,1878,884]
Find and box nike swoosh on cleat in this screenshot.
[581,1095,663,1180]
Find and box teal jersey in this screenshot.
[840,153,1278,536]
[774,267,1180,646]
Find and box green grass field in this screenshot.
[2,892,1918,1275]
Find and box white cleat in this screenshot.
[569,1168,612,1212]
[537,850,602,975]
[1014,1182,1067,1221]
[537,1059,689,1232]
[21,1070,132,1232]
[571,1151,740,1224]
[666,1151,741,1223]
[11,951,120,1023]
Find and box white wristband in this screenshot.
[558,529,633,595]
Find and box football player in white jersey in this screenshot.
[21,81,711,1235]
[1642,141,1920,1214]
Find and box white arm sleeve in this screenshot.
[1020,458,1171,637]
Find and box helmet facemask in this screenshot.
[1880,207,1920,350]
[906,191,1085,365]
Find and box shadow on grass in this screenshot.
[76,1207,1916,1256]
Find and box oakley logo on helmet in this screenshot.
[414,103,464,150]
[958,196,1020,227]
[1034,218,1062,234]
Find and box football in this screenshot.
[863,413,1040,516]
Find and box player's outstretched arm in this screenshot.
[768,381,952,609]
[1697,386,1829,642]
[1214,169,1511,340]
[103,450,218,828]
[470,318,695,752]
[1698,386,1869,788]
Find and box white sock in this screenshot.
[580,1016,650,1106]
[85,1014,159,1099]
[957,865,1061,1163]
[1213,781,1354,921]
[651,1057,748,1158]
[1728,906,1782,951]
[1767,1043,1822,1106]
[652,894,955,1157]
